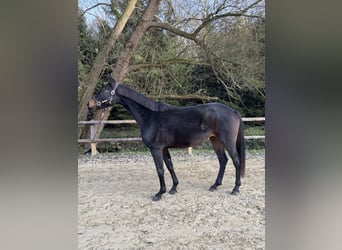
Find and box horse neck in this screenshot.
[119,96,152,126]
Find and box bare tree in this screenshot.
[85,0,163,145]
[78,0,138,125]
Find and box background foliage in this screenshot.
[79,0,264,117]
[78,0,265,151]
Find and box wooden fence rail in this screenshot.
[78,118,265,156]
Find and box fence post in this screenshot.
[90,121,97,156]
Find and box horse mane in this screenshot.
[117,84,175,112]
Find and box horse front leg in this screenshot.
[151,149,166,201]
[163,148,178,194]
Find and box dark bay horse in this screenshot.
[88,76,245,201]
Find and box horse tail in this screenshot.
[236,117,246,177]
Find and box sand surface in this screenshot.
[79,151,265,249]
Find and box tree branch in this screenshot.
[193,0,264,36]
[128,59,210,72]
[80,3,112,17]
[147,0,263,44]
[147,22,199,43]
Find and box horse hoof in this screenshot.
[209,184,219,192]
[169,189,177,194]
[231,190,239,195]
[152,195,162,201]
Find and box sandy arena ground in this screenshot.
[78,150,265,249]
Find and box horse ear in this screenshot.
[107,74,116,88]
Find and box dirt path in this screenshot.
[78,151,265,249]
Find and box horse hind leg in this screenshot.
[209,137,228,192]
[225,144,242,195]
[163,148,179,194]
[216,132,242,195]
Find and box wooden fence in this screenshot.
[78,117,265,156]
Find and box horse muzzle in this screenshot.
[87,99,98,111]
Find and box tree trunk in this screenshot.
[89,0,162,141]
[78,0,137,139]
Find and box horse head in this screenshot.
[87,75,120,111]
